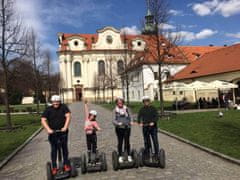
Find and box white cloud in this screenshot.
[192,0,240,17]
[172,29,218,42]
[169,9,183,16]
[120,26,141,35]
[195,29,218,39]
[159,23,176,30]
[226,32,240,39]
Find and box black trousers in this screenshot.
[115,127,131,156]
[48,131,69,168]
[86,133,97,153]
[142,126,159,155]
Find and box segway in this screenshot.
[138,124,166,168]
[112,149,139,171]
[81,150,107,174]
[46,130,78,180]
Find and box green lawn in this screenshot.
[159,110,240,159]
[99,101,173,114]
[0,114,41,161]
[0,104,46,112]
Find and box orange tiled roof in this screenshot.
[179,46,223,62]
[171,44,240,81]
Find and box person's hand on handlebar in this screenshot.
[61,127,68,132]
[139,123,143,127]
[118,122,123,126]
[149,122,155,126]
[47,128,54,134]
[84,99,88,104]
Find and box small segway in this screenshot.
[46,130,78,180]
[112,149,139,171]
[81,150,107,174]
[138,125,166,168]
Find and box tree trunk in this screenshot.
[126,74,130,106]
[3,68,12,129]
[155,31,164,115]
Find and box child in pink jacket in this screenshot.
[84,100,101,159]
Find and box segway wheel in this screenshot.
[81,154,87,174]
[70,160,78,177]
[158,149,166,168]
[132,149,139,168]
[101,152,108,171]
[138,148,144,167]
[46,162,53,180]
[112,151,119,171]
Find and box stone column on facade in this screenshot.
[66,55,73,102]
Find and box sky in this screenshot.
[14,0,240,71]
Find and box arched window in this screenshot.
[117,60,124,74]
[98,60,105,75]
[74,62,81,77]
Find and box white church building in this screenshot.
[57,5,220,103]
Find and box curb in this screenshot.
[159,129,240,166]
[0,127,43,170]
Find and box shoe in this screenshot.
[52,168,58,175]
[128,156,133,162]
[118,156,124,163]
[64,165,71,172]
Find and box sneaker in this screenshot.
[118,156,124,163]
[64,165,71,172]
[128,156,133,162]
[52,168,58,175]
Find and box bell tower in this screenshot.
[142,0,157,35]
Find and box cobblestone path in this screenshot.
[0,102,240,180]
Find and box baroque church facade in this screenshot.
[57,4,159,102]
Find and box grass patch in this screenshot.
[159,110,240,159]
[0,104,46,112]
[99,101,173,114]
[0,114,41,161]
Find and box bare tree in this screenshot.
[144,0,181,114]
[42,50,52,102]
[121,31,132,105]
[27,29,42,114]
[0,0,27,129]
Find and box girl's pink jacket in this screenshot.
[84,104,100,135]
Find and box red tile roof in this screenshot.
[179,46,223,62]
[170,44,240,81]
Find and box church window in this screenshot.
[117,60,124,74]
[106,35,113,44]
[98,60,105,75]
[74,62,81,77]
[74,40,79,46]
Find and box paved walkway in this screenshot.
[0,102,240,180]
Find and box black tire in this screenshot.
[81,154,87,174]
[112,151,119,171]
[101,152,108,171]
[69,157,81,168]
[138,148,144,167]
[70,160,78,177]
[132,149,139,168]
[46,162,53,180]
[158,149,166,168]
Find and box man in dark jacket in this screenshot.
[41,95,71,175]
[138,96,159,156]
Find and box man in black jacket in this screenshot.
[41,95,71,175]
[138,96,159,157]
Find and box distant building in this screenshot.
[170,44,240,103]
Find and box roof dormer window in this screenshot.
[106,35,113,44]
[74,40,79,46]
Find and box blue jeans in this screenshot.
[142,126,159,155]
[48,131,69,168]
